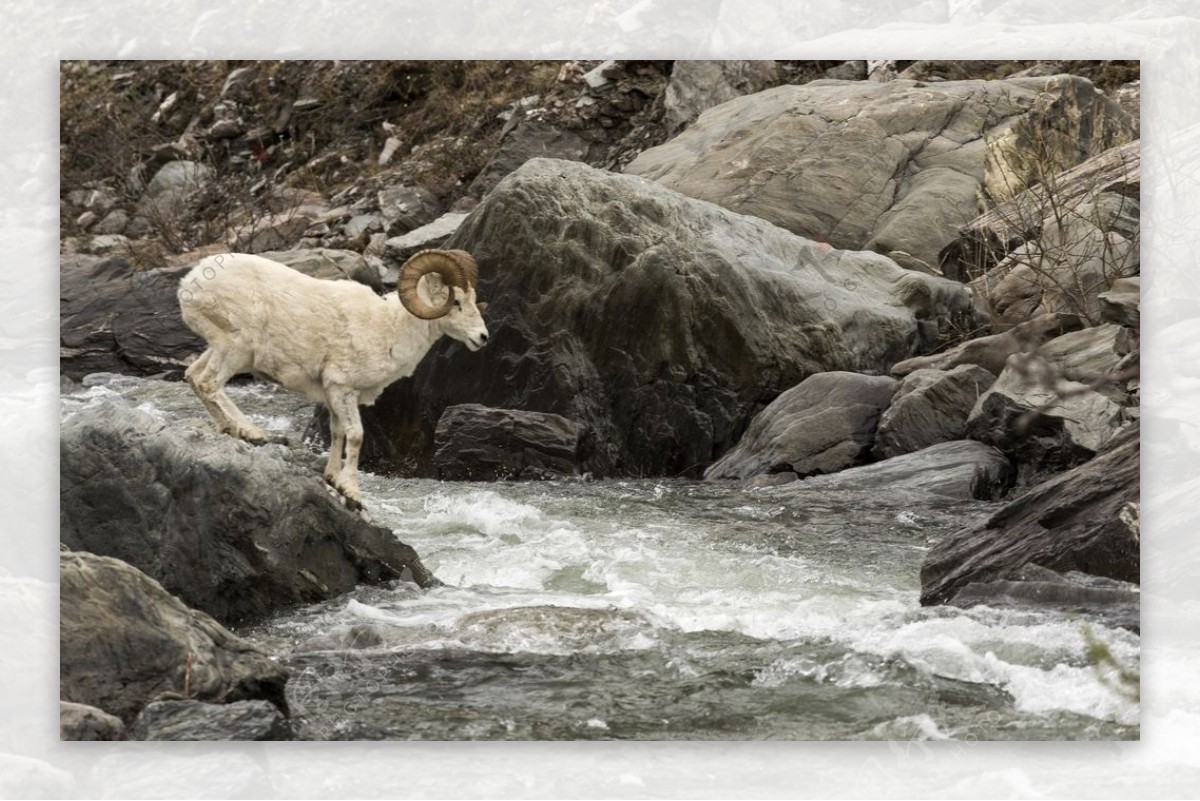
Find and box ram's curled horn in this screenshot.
[444,249,479,289]
[397,250,464,319]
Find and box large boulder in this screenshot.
[433,404,586,481]
[920,424,1139,606]
[1099,276,1140,329]
[60,255,202,380]
[60,550,289,724]
[256,247,382,289]
[60,401,435,625]
[627,76,1136,272]
[874,365,997,459]
[357,158,970,478]
[663,60,779,136]
[796,440,1014,501]
[704,371,897,481]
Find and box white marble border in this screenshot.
[4,1,1196,797]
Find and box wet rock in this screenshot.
[663,60,779,135]
[294,623,387,653]
[129,700,293,741]
[360,158,969,478]
[433,404,586,481]
[627,76,1135,272]
[378,185,441,236]
[705,372,897,481]
[381,212,468,275]
[60,701,125,741]
[949,563,1140,632]
[60,401,436,625]
[965,350,1128,474]
[60,550,289,723]
[874,365,997,458]
[60,255,202,380]
[797,440,1014,501]
[891,312,1083,378]
[920,424,1139,606]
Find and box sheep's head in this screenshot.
[398,249,490,350]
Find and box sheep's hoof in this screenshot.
[324,475,363,511]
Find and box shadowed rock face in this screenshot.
[920,424,1139,607]
[627,76,1136,273]
[60,550,290,724]
[434,404,586,480]
[61,401,435,625]
[357,158,969,479]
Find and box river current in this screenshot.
[62,374,1140,741]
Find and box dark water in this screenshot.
[63,375,1140,741]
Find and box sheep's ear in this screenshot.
[476,302,488,316]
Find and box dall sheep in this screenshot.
[179,249,489,508]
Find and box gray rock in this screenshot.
[227,211,314,253]
[949,563,1140,632]
[60,401,436,625]
[970,192,1139,327]
[359,159,970,478]
[93,208,129,235]
[84,234,129,256]
[60,256,203,380]
[890,312,1083,377]
[921,425,1139,606]
[705,371,897,481]
[257,247,382,290]
[466,120,592,200]
[60,550,289,723]
[1099,276,1140,328]
[129,700,293,741]
[965,349,1128,473]
[823,61,866,81]
[378,185,441,236]
[1037,323,1137,401]
[130,160,214,234]
[381,212,468,274]
[60,701,125,741]
[627,76,1136,272]
[874,365,997,458]
[433,404,585,480]
[663,60,778,135]
[797,440,1014,501]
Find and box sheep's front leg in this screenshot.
[323,405,345,487]
[324,388,364,510]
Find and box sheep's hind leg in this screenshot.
[324,388,363,509]
[186,344,268,445]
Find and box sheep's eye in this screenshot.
[454,300,462,309]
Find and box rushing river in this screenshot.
[62,374,1140,741]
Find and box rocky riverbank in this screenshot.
[59,59,1140,738]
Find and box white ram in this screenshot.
[179,249,489,507]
